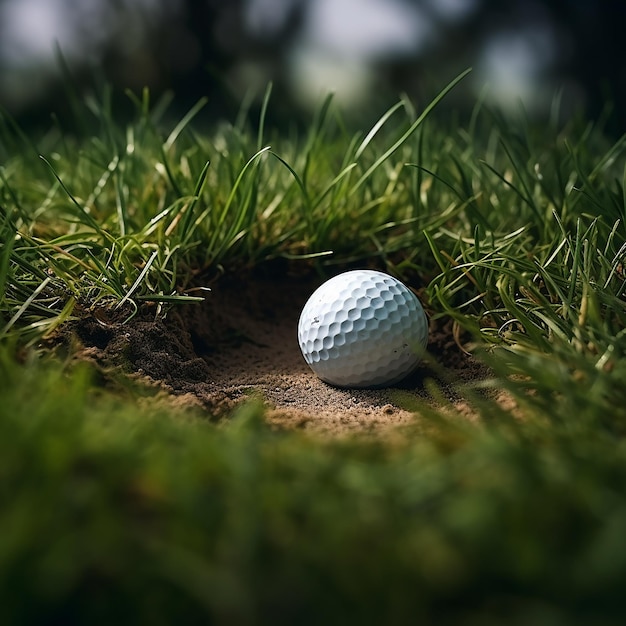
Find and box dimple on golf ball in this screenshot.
[297,269,428,388]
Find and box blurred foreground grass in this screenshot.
[2,348,626,625]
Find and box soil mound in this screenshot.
[68,268,491,435]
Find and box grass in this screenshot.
[1,346,626,625]
[1,73,626,623]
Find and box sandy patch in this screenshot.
[67,266,496,435]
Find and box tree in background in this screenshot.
[0,0,623,132]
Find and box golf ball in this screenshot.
[298,270,428,388]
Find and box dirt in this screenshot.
[66,266,497,436]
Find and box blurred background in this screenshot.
[0,0,625,133]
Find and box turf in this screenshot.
[2,346,626,625]
[1,73,626,623]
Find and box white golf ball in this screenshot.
[298,269,428,388]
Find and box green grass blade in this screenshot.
[349,68,472,196]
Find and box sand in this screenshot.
[68,266,495,436]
